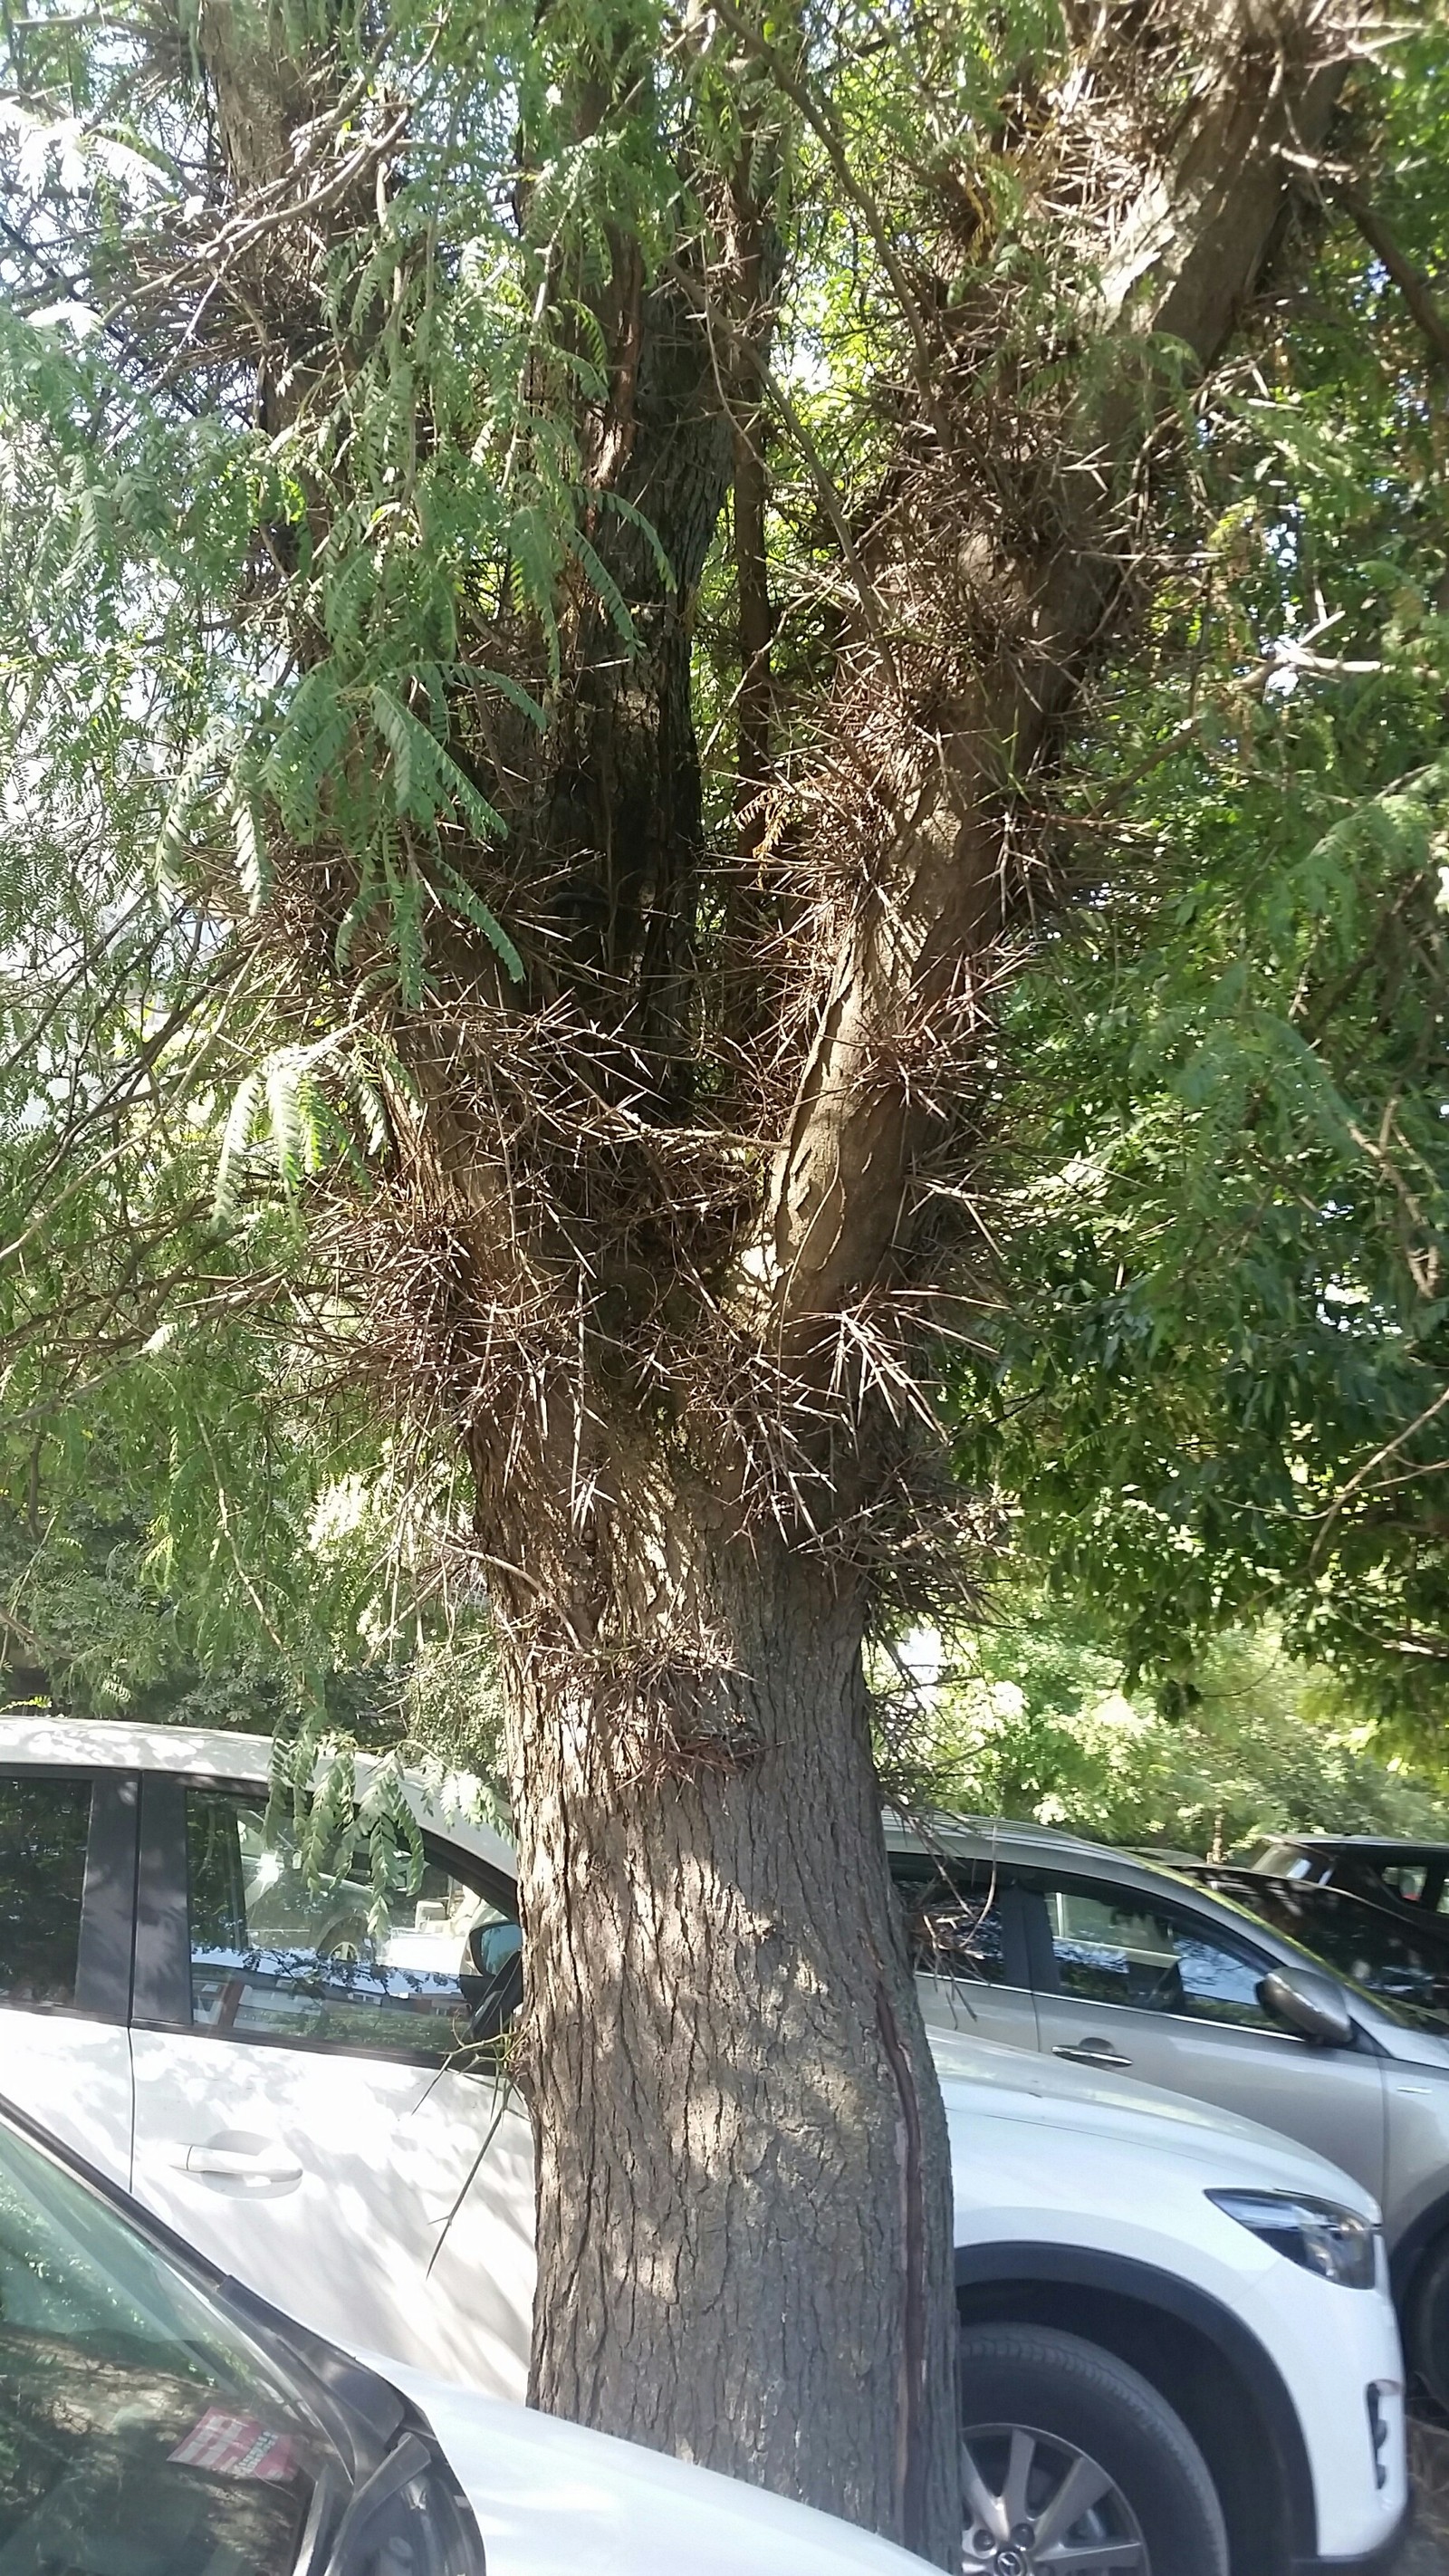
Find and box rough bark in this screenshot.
[730,176,775,870]
[456,211,964,2546]
[528,262,733,1087]
[497,1510,957,2555]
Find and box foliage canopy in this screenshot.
[0,0,1440,1743]
[947,40,1449,1733]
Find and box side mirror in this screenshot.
[460,1919,524,2044]
[1259,1966,1354,2049]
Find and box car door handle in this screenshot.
[182,2145,304,2184]
[1052,2040,1132,2070]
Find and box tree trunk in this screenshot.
[499,1507,959,2561]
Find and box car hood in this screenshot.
[373,2366,932,2576]
[926,2025,1379,2212]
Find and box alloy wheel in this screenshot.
[961,2420,1149,2576]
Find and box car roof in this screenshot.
[882,1808,1115,1865]
[883,1809,1240,1887]
[0,1711,517,1879]
[1263,1834,1449,1855]
[0,1712,275,1778]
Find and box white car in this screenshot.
[0,2089,930,2575]
[0,1716,1412,2575]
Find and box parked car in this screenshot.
[1175,1860,1449,2023]
[0,2084,930,2576]
[1252,1833,1449,1918]
[888,1807,1449,2413]
[0,1717,1412,2576]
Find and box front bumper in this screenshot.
[1292,2489,1415,2576]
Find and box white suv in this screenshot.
[0,1716,1411,2576]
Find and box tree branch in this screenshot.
[1334,182,1449,374]
[757,12,1350,1331]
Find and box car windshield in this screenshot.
[1192,1875,1449,2033]
[0,2110,337,2571]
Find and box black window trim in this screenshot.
[0,1763,139,2027]
[134,1770,189,2024]
[133,1770,519,2067]
[1016,1866,1311,2043]
[76,1773,139,2021]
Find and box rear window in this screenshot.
[889,1854,1010,1984]
[1247,1841,1315,1879]
[0,1774,91,2010]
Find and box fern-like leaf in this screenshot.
[264,1052,306,1197]
[212,1068,263,1226]
[435,860,523,980]
[155,728,226,880]
[231,783,271,914]
[565,526,634,642]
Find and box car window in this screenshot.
[889,1855,1012,1985]
[1208,1875,1449,2023]
[1249,1840,1308,1876]
[0,2110,331,2571]
[1041,1882,1277,2030]
[185,1788,522,2062]
[0,1773,91,2012]
[1377,1863,1428,1904]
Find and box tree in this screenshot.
[897,1599,1449,1853]
[0,0,1371,2550]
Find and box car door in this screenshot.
[1367,1853,1449,1917]
[0,1764,135,2185]
[128,1772,533,2398]
[1022,1869,1388,2203]
[888,1850,1040,2051]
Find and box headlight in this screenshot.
[1206,2188,1378,2288]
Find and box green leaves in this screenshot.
[909,1600,1449,1848]
[939,43,1449,1740]
[212,1071,265,1226]
[231,783,271,916]
[950,520,1449,1735]
[211,1029,411,1222]
[154,729,231,883]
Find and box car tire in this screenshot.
[1409,2235,1449,2409]
[957,2322,1229,2576]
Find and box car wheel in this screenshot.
[318,1916,372,1966]
[958,2323,1229,2576]
[1409,2235,1449,2408]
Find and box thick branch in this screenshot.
[1334,181,1449,375]
[758,16,1350,1332]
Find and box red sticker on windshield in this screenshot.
[168,2408,298,2483]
